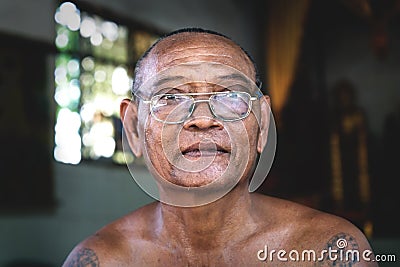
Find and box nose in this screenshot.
[183,116,224,131]
[183,100,223,130]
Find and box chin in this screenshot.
[169,164,228,187]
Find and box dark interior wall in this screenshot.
[274,0,400,238]
[301,0,400,138]
[0,0,55,43]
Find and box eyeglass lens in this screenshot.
[150,92,251,123]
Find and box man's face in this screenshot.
[123,33,269,205]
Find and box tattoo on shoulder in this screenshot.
[324,232,360,267]
[68,247,100,267]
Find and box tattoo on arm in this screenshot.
[324,232,359,267]
[68,248,100,267]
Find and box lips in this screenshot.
[182,142,230,157]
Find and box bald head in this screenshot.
[132,28,260,94]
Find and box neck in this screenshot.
[157,182,257,250]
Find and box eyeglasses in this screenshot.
[139,91,262,124]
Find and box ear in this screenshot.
[120,98,142,157]
[257,95,270,154]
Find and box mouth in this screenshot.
[182,142,230,158]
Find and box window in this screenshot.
[53,1,160,165]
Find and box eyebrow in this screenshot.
[216,73,251,84]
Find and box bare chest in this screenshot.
[126,234,312,267]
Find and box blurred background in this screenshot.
[0,0,399,266]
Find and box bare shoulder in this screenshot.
[61,202,159,267]
[255,193,368,237]
[253,194,378,266]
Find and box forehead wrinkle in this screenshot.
[138,36,256,90]
[163,46,236,57]
[155,38,248,61]
[153,76,186,87]
[163,54,234,68]
[216,73,252,84]
[168,53,233,59]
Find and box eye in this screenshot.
[228,92,239,98]
[156,95,180,107]
[165,87,184,94]
[165,95,178,100]
[155,94,192,107]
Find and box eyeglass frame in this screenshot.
[135,90,264,124]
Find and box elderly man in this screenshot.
[62,28,378,266]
